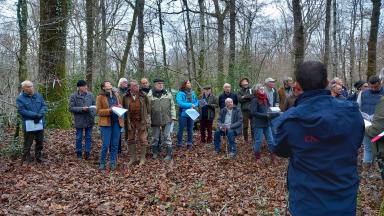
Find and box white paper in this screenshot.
[269,107,281,112]
[186,108,200,121]
[25,119,43,132]
[112,107,127,117]
[364,119,372,128]
[89,105,96,109]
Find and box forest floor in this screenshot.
[0,129,383,215]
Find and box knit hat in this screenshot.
[76,80,87,87]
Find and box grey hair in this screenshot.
[225,98,233,104]
[21,80,33,88]
[223,83,231,88]
[130,79,139,85]
[254,84,264,91]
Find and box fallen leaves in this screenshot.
[0,129,382,215]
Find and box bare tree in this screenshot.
[292,0,305,74]
[17,0,28,82]
[137,0,145,78]
[228,0,236,82]
[85,0,94,89]
[366,0,381,78]
[323,0,331,68]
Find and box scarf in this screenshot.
[153,89,166,98]
[184,88,192,102]
[257,91,268,106]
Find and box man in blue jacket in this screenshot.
[16,80,48,164]
[271,61,364,216]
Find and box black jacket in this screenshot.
[250,96,278,128]
[218,92,238,109]
[237,87,253,111]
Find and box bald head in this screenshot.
[21,80,34,95]
[223,83,231,93]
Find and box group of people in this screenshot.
[15,60,384,215]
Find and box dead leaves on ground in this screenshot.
[0,129,382,215]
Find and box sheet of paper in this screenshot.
[112,107,127,117]
[364,119,372,128]
[25,119,43,132]
[185,108,200,121]
[269,107,281,112]
[89,105,96,109]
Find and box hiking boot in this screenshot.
[152,145,159,159]
[76,152,82,160]
[127,144,137,166]
[139,145,147,165]
[164,146,173,161]
[110,163,117,171]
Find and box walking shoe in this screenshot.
[164,146,173,161]
[254,152,261,161]
[85,152,90,160]
[127,144,137,166]
[110,163,117,171]
[152,145,159,159]
[139,146,147,165]
[99,163,106,170]
[76,152,82,160]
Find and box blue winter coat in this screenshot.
[271,89,364,216]
[16,92,48,131]
[360,87,384,115]
[176,90,199,118]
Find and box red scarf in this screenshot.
[257,92,268,106]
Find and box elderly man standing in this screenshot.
[218,83,238,110]
[140,77,151,94]
[330,83,346,100]
[214,98,243,158]
[16,80,48,164]
[277,77,293,110]
[147,78,177,160]
[123,80,151,166]
[271,61,364,215]
[264,78,278,107]
[237,78,253,142]
[69,80,96,160]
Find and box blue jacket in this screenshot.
[360,87,384,115]
[271,89,364,216]
[176,90,198,118]
[16,92,48,131]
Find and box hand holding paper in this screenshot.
[186,108,200,121]
[112,107,127,117]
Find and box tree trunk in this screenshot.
[38,0,71,128]
[17,0,28,83]
[100,0,107,80]
[323,0,331,68]
[366,0,381,78]
[228,0,236,83]
[358,0,364,80]
[85,0,94,89]
[292,0,305,74]
[157,0,168,83]
[349,0,357,88]
[137,0,145,78]
[182,11,192,81]
[332,0,338,78]
[182,0,196,80]
[119,0,140,78]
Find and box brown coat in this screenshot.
[122,91,151,132]
[277,87,287,110]
[96,93,124,127]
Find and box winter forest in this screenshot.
[0,0,384,215]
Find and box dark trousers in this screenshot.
[23,130,44,160]
[242,110,253,142]
[200,119,213,143]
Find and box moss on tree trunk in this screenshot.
[38,0,71,129]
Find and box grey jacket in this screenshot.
[217,106,243,135]
[69,91,96,128]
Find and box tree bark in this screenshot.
[182,0,196,79]
[349,0,357,88]
[137,0,145,78]
[292,0,305,74]
[17,0,28,83]
[366,0,381,78]
[38,0,71,128]
[197,0,205,90]
[323,0,331,68]
[119,0,140,78]
[332,0,338,78]
[228,0,236,83]
[85,0,94,89]
[100,0,107,79]
[158,0,168,82]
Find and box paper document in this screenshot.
[186,108,200,121]
[364,120,372,128]
[112,107,127,117]
[25,119,43,132]
[269,107,281,113]
[89,105,96,109]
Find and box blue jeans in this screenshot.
[99,122,121,166]
[75,127,92,154]
[214,129,237,154]
[363,135,373,163]
[253,127,274,152]
[177,116,194,146]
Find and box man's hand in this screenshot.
[34,114,42,120]
[34,118,41,124]
[82,106,89,112]
[191,104,196,109]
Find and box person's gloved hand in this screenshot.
[34,114,42,120]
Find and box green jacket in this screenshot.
[199,93,218,120]
[122,91,151,133]
[366,96,384,138]
[147,89,176,127]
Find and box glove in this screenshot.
[34,114,42,120]
[34,118,41,124]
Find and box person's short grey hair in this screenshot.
[21,80,33,88]
[330,83,340,90]
[254,84,264,91]
[331,77,341,85]
[130,79,139,85]
[225,98,233,104]
[223,83,231,88]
